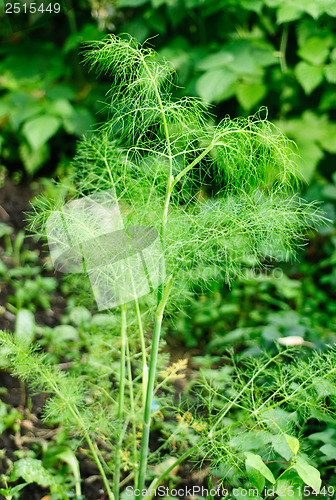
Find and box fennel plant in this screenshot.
[0,35,325,500]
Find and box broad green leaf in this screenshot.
[246,462,265,492]
[121,17,151,43]
[294,61,324,94]
[244,452,275,484]
[296,17,320,47]
[284,434,300,455]
[322,184,336,200]
[57,449,81,496]
[301,0,325,19]
[10,458,55,487]
[195,68,236,103]
[117,0,148,5]
[19,142,50,175]
[46,84,76,100]
[309,428,336,442]
[271,434,292,461]
[63,107,95,136]
[229,431,272,451]
[276,5,303,23]
[63,24,104,53]
[69,306,91,326]
[241,0,263,13]
[151,0,167,7]
[236,83,266,110]
[262,408,298,432]
[276,477,303,500]
[276,111,336,181]
[196,50,234,71]
[264,0,282,6]
[52,325,79,342]
[298,37,331,65]
[324,62,336,83]
[10,103,42,131]
[14,309,35,351]
[227,40,276,73]
[325,3,336,16]
[22,115,61,150]
[294,457,321,493]
[49,98,74,118]
[313,377,336,398]
[310,406,336,424]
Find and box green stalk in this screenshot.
[126,336,139,487]
[137,277,173,496]
[80,424,114,500]
[113,303,127,500]
[135,296,148,409]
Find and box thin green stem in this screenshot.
[144,445,197,500]
[280,23,289,74]
[126,336,139,487]
[136,50,174,303]
[80,423,114,500]
[142,350,295,500]
[113,303,127,500]
[137,277,173,496]
[135,297,148,409]
[9,343,114,500]
[171,141,218,189]
[171,124,290,192]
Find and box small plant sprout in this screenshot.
[0,35,324,500]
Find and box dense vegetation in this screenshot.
[0,1,336,499]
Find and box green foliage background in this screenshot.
[0,0,335,187]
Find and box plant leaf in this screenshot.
[294,61,324,94]
[246,462,265,493]
[294,457,321,493]
[195,68,236,103]
[244,452,275,484]
[324,62,336,83]
[19,142,50,175]
[10,458,56,487]
[63,107,95,136]
[236,83,266,110]
[320,443,336,459]
[298,37,331,65]
[276,4,303,23]
[22,115,61,150]
[284,434,300,455]
[14,309,35,351]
